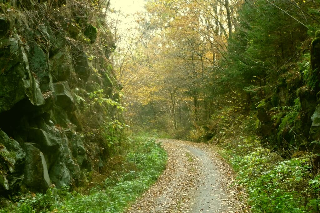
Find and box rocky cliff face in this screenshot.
[0,0,122,196]
[255,41,320,158]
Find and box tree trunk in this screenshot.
[170,92,177,129]
[194,95,199,122]
[225,0,232,37]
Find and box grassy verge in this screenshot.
[220,137,319,212]
[0,137,167,213]
[201,108,320,212]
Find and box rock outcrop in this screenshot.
[0,0,122,196]
[254,30,320,157]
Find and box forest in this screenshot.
[1,0,320,212]
[119,0,320,211]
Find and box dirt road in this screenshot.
[126,139,249,213]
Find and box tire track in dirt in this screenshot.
[126,139,249,213]
[186,145,233,212]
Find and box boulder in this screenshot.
[28,42,51,92]
[0,28,46,109]
[50,47,74,82]
[50,107,73,128]
[49,161,71,188]
[0,130,25,174]
[86,79,102,93]
[0,37,27,113]
[0,173,9,191]
[0,130,26,194]
[53,81,74,110]
[66,131,86,166]
[0,17,10,37]
[28,127,60,153]
[26,121,81,188]
[0,17,49,112]
[23,143,51,192]
[84,24,97,44]
[71,45,91,81]
[67,23,81,39]
[49,33,67,58]
[20,38,45,107]
[49,136,80,188]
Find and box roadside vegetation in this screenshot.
[208,107,320,212]
[116,0,320,212]
[0,136,167,213]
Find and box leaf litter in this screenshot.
[126,139,250,213]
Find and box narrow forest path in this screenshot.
[126,139,249,213]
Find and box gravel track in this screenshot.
[126,139,249,213]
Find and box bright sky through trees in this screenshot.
[109,0,146,51]
[111,0,146,15]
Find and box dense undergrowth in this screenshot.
[209,107,320,212]
[0,136,167,213]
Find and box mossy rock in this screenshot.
[28,42,50,92]
[0,17,10,37]
[101,29,116,57]
[23,143,51,192]
[50,46,74,82]
[311,30,320,73]
[52,0,66,7]
[71,47,91,81]
[0,130,25,193]
[68,23,81,39]
[53,81,74,110]
[84,24,97,44]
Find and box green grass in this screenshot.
[217,118,320,213]
[0,137,167,213]
[190,106,320,212]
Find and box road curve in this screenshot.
[126,139,249,213]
